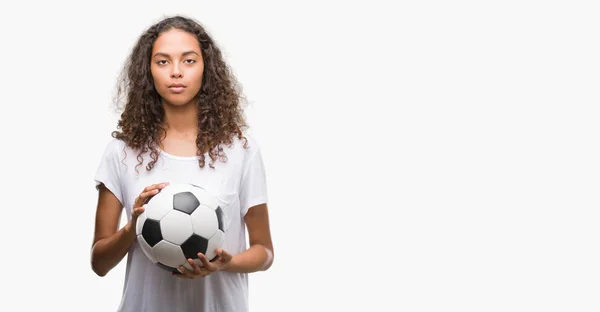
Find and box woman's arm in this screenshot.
[91,182,168,276]
[224,203,274,273]
[90,184,136,277]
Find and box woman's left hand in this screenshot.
[174,249,233,279]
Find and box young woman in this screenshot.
[91,15,274,312]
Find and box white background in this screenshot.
[0,0,599,311]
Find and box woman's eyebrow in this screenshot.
[153,51,200,58]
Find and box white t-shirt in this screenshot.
[94,134,268,312]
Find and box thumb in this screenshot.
[133,207,145,217]
[218,249,232,262]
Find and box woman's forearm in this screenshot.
[91,221,137,277]
[224,244,274,273]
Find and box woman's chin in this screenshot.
[162,97,196,107]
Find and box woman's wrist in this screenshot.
[222,245,273,273]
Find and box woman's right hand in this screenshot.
[130,182,170,225]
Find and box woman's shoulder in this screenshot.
[230,132,261,155]
[104,137,127,152]
[107,137,127,149]
[99,137,129,160]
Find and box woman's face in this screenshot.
[151,28,204,107]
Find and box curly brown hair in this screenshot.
[111,15,248,172]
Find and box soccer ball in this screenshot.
[135,183,226,273]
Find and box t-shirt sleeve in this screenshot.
[94,140,124,206]
[239,146,268,217]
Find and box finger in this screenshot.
[141,189,160,199]
[143,183,160,192]
[197,253,216,271]
[132,207,145,217]
[134,192,156,207]
[215,249,233,263]
[178,266,195,279]
[138,182,170,204]
[154,182,170,190]
[187,258,202,275]
[211,249,230,264]
[136,190,159,207]
[142,181,169,192]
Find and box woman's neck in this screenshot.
[159,101,200,156]
[162,101,199,137]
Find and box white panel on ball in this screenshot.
[164,183,194,197]
[190,187,221,210]
[190,206,219,239]
[205,230,225,261]
[144,192,173,221]
[160,210,194,245]
[153,240,187,269]
[137,235,158,264]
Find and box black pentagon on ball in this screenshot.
[173,191,200,215]
[181,234,209,260]
[141,219,162,247]
[216,206,224,231]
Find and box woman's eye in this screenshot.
[184,59,196,64]
[157,60,167,65]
